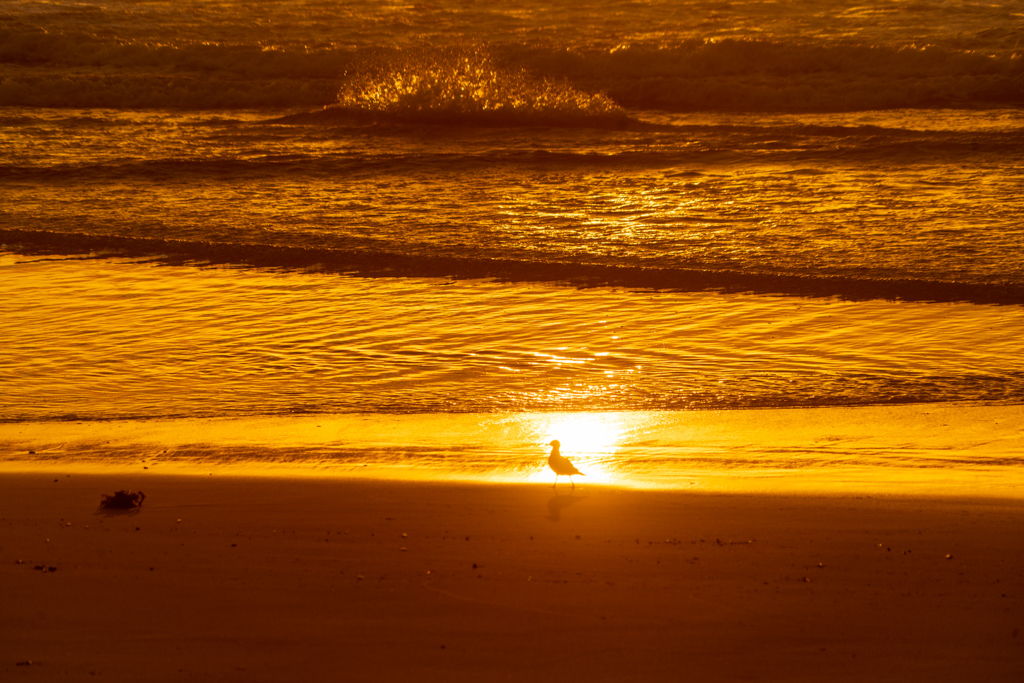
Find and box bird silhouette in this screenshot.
[548,440,584,488]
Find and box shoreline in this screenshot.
[3,402,1023,498]
[2,472,1022,681]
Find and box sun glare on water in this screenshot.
[520,412,634,485]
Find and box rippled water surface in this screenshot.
[3,109,1023,292]
[3,254,1023,422]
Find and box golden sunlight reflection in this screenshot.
[5,406,1024,497]
[512,412,638,485]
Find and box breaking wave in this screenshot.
[323,47,633,128]
[2,26,1021,112]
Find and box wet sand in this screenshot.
[2,472,1023,681]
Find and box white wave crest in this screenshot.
[329,47,629,126]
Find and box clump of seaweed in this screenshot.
[99,490,146,509]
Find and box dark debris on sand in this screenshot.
[99,490,146,509]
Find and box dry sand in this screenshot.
[2,472,1023,682]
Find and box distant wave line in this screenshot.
[2,136,1018,180]
[2,32,1021,112]
[4,228,1023,306]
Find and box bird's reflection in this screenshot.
[547,493,584,521]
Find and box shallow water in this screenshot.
[3,254,1024,421]
[3,405,1023,497]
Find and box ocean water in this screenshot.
[2,0,1023,490]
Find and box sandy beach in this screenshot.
[2,472,1022,681]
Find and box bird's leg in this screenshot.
[570,476,575,489]
[552,475,558,488]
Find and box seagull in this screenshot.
[548,440,584,489]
